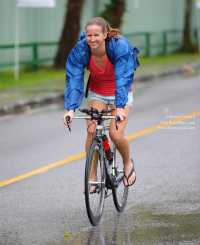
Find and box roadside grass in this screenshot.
[139,52,200,65]
[0,66,65,90]
[137,52,200,74]
[0,52,199,90]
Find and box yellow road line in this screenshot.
[1,110,199,188]
[182,63,196,74]
[0,152,86,188]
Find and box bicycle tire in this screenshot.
[85,139,106,226]
[111,143,129,212]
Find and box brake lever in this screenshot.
[66,116,71,132]
[115,116,120,130]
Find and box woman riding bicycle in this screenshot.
[62,17,139,187]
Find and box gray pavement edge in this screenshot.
[1,62,200,116]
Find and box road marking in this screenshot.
[0,110,199,188]
[182,63,196,74]
[0,152,86,188]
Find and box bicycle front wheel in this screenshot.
[85,139,106,226]
[111,144,129,212]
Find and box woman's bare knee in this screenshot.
[110,131,124,147]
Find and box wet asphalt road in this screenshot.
[0,73,200,245]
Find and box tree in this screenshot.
[54,0,85,69]
[100,0,126,28]
[182,0,193,52]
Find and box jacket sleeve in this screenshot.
[113,40,135,108]
[64,44,86,111]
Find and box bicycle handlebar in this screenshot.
[65,108,121,131]
[79,107,115,115]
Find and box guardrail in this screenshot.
[125,29,183,57]
[0,42,57,70]
[0,30,184,70]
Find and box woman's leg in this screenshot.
[109,104,136,186]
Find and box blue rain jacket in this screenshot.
[64,32,140,111]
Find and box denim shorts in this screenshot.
[88,90,133,107]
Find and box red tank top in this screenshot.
[88,56,115,96]
[88,56,133,96]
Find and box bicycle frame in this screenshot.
[95,123,124,185]
[73,115,116,177]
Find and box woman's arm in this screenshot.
[113,40,135,109]
[64,43,88,111]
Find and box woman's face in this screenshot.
[86,25,107,50]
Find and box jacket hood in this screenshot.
[78,31,86,43]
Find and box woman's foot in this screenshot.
[83,174,97,194]
[83,185,97,194]
[123,159,136,186]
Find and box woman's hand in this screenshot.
[116,108,127,123]
[62,110,74,127]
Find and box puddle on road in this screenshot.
[1,210,199,245]
[128,212,200,244]
[63,210,200,245]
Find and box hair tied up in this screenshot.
[85,17,121,41]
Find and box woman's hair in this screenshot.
[85,17,121,40]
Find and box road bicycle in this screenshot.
[66,107,129,226]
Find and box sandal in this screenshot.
[83,185,97,194]
[124,159,136,187]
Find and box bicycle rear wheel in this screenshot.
[111,143,129,212]
[85,139,106,226]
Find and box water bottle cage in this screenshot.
[104,153,113,164]
[105,151,112,160]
